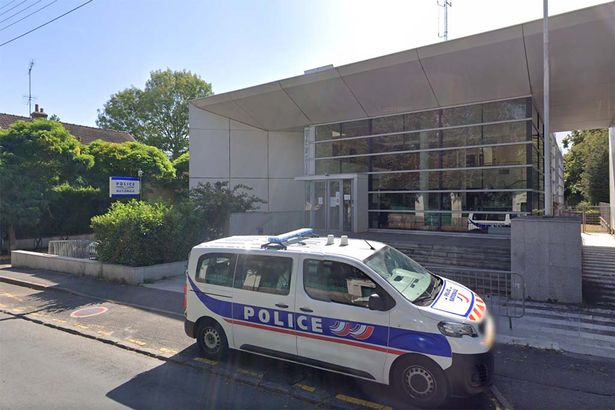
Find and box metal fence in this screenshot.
[48,240,97,259]
[427,265,525,326]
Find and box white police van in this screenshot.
[184,229,494,408]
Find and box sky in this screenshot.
[0,0,610,149]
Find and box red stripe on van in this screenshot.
[224,318,407,356]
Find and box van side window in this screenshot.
[196,253,236,287]
[234,255,292,295]
[303,259,378,308]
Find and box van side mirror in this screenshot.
[368,293,385,311]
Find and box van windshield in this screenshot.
[364,246,439,304]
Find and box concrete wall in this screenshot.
[511,216,582,303]
[189,106,305,213]
[229,211,305,235]
[11,251,186,285]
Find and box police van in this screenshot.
[184,229,494,408]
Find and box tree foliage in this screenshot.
[85,140,175,190]
[563,129,609,206]
[96,69,213,159]
[0,120,94,247]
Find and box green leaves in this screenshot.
[564,129,609,206]
[96,69,213,159]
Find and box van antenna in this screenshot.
[364,239,375,250]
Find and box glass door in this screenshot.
[305,178,354,233]
[327,180,341,232]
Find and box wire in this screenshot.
[0,0,43,25]
[0,0,29,17]
[0,0,56,32]
[0,1,18,12]
[0,0,93,48]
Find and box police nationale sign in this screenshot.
[109,176,140,198]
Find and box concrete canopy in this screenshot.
[192,2,615,132]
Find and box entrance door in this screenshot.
[306,178,353,232]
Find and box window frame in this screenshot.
[195,252,238,287]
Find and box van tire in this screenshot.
[392,355,449,408]
[196,320,228,360]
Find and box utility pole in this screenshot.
[438,0,452,41]
[543,0,552,216]
[27,60,34,115]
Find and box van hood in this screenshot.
[420,278,487,322]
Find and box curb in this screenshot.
[489,385,514,410]
[0,274,183,319]
[496,335,562,352]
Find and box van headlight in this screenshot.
[438,321,478,338]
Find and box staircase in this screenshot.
[582,246,615,307]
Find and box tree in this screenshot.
[0,120,93,249]
[189,182,265,239]
[563,129,609,206]
[96,69,213,159]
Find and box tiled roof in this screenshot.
[0,113,135,144]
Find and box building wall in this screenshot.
[610,127,615,230]
[188,105,304,213]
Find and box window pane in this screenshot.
[405,111,439,130]
[315,123,341,141]
[372,114,405,134]
[303,259,377,308]
[197,253,235,286]
[341,120,369,138]
[482,121,529,145]
[441,104,481,127]
[315,159,340,174]
[234,255,292,295]
[483,98,528,122]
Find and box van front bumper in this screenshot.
[185,319,196,338]
[445,351,494,397]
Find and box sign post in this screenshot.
[109,176,141,199]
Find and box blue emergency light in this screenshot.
[267,228,314,244]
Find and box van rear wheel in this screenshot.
[392,356,449,408]
[196,320,228,360]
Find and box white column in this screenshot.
[609,127,615,231]
[543,0,552,216]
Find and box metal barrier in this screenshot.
[48,240,97,260]
[426,265,525,327]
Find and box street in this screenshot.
[0,280,614,409]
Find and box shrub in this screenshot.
[91,201,170,266]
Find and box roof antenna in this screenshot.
[364,239,375,250]
[437,1,452,41]
[27,59,35,115]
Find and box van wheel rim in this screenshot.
[203,328,220,350]
[404,366,436,398]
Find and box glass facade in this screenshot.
[308,97,545,232]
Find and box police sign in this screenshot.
[109,176,140,198]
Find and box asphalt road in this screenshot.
[0,311,313,410]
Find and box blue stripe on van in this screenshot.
[188,275,451,358]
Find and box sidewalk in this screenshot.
[0,265,183,317]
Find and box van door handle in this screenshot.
[275,303,289,309]
[299,307,313,313]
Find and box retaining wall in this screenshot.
[11,250,186,285]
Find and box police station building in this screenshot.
[188,3,614,235]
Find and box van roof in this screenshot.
[193,235,387,262]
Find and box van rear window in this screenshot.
[196,253,236,287]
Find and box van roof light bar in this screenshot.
[261,228,315,249]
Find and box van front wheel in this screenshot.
[196,320,228,360]
[392,356,449,408]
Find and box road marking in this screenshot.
[70,306,108,318]
[0,303,6,308]
[159,347,178,355]
[335,394,392,410]
[127,338,146,346]
[1,292,24,302]
[53,318,67,324]
[73,323,89,330]
[237,368,261,377]
[193,357,218,366]
[295,384,316,393]
[97,330,113,336]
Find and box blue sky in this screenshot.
[0,0,608,133]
